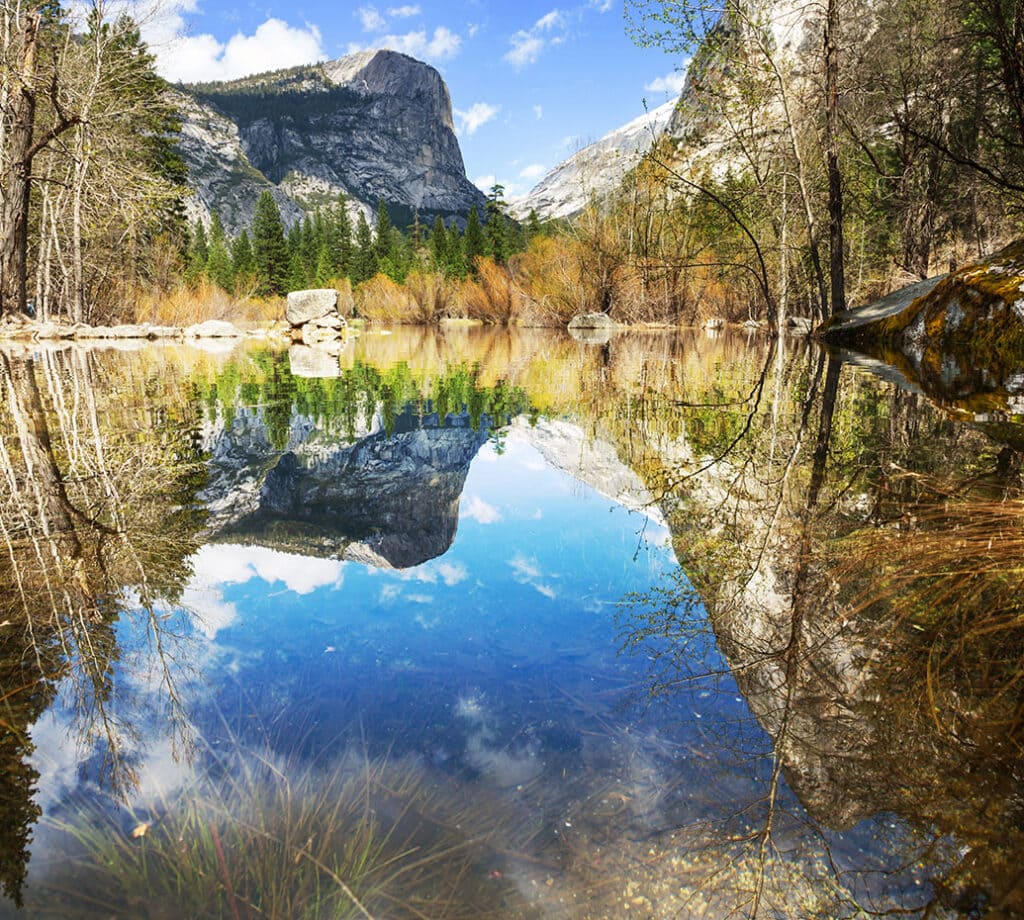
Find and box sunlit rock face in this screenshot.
[199,408,489,569]
[176,49,486,233]
[510,100,677,222]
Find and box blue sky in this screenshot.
[140,0,687,198]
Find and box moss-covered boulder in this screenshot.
[824,241,1024,403]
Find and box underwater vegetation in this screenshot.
[31,744,547,919]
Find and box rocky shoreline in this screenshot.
[0,317,290,343]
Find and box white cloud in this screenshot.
[519,163,547,180]
[373,26,462,61]
[473,174,497,193]
[510,554,541,580]
[467,22,480,38]
[180,585,239,639]
[461,495,503,524]
[645,71,687,94]
[157,18,325,83]
[436,562,469,586]
[454,101,500,135]
[505,31,545,68]
[358,6,387,31]
[191,544,345,596]
[388,4,421,16]
[504,8,573,69]
[509,554,557,599]
[535,10,564,30]
[589,0,613,10]
[533,104,544,119]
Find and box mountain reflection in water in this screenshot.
[0,327,1021,918]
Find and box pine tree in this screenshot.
[374,199,393,264]
[352,210,377,284]
[463,206,485,273]
[251,191,288,295]
[333,194,353,278]
[205,212,233,290]
[484,184,510,263]
[430,216,448,270]
[231,231,255,286]
[525,209,543,241]
[314,243,334,286]
[287,247,307,292]
[186,218,208,283]
[445,225,466,277]
[300,215,317,281]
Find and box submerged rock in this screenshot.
[185,320,244,338]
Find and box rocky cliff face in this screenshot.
[177,50,486,233]
[198,405,489,569]
[510,99,678,222]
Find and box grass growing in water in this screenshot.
[35,746,540,919]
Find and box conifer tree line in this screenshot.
[184,187,539,300]
[2,0,1021,331]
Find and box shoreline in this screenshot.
[0,318,290,343]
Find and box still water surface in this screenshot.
[0,327,1021,918]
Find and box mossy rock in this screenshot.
[833,241,1024,401]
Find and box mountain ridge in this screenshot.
[510,97,678,222]
[176,49,485,233]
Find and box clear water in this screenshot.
[1,328,1021,918]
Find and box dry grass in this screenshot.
[132,280,283,327]
[455,258,527,325]
[357,274,424,323]
[404,270,456,322]
[834,493,1024,738]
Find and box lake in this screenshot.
[0,326,1021,918]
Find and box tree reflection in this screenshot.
[0,348,207,904]
[618,343,1024,917]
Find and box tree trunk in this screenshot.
[0,11,40,317]
[825,0,846,315]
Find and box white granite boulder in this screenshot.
[286,289,339,327]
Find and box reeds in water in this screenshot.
[34,746,543,919]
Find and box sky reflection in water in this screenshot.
[4,331,1022,918]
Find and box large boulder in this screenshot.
[286,289,339,327]
[568,312,616,331]
[301,314,346,346]
[823,240,1024,362]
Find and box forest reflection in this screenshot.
[0,329,1021,917]
[617,341,1024,917]
[0,347,207,904]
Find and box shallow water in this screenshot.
[0,327,1021,918]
